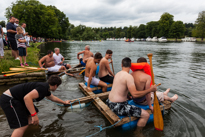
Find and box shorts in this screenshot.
[134,92,164,105]
[18,47,26,56]
[47,65,62,72]
[80,58,86,67]
[106,99,141,117]
[100,74,114,84]
[58,63,70,69]
[0,94,38,129]
[84,76,100,86]
[9,39,18,50]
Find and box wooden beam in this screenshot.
[69,91,110,105]
[79,83,120,124]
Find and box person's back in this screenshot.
[85,57,96,77]
[109,71,131,102]
[98,57,108,77]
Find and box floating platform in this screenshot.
[79,82,172,130]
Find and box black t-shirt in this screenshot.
[6,22,16,40]
[10,82,51,103]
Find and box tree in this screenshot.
[127,25,133,38]
[0,21,6,27]
[146,21,159,37]
[137,24,146,38]
[169,21,185,41]
[120,32,125,38]
[158,12,174,37]
[5,0,69,39]
[194,11,205,41]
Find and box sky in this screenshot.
[0,0,204,28]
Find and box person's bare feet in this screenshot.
[171,94,178,102]
[164,88,170,95]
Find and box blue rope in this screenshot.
[86,118,122,137]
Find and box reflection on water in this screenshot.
[0,41,205,137]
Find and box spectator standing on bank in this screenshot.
[14,18,19,27]
[21,23,29,55]
[6,16,19,60]
[0,25,4,58]
[15,27,29,67]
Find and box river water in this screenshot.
[0,41,205,137]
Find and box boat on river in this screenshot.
[158,37,167,42]
[125,39,134,42]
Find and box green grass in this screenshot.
[0,42,43,74]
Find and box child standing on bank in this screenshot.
[15,27,29,67]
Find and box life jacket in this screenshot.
[130,62,153,86]
[130,62,153,103]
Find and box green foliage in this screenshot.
[158,12,174,37]
[169,21,185,40]
[5,0,69,39]
[194,11,205,40]
[137,24,146,38]
[146,21,159,37]
[0,21,6,27]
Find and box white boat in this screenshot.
[136,38,140,41]
[151,37,158,42]
[130,38,135,41]
[146,36,152,41]
[158,37,167,42]
[181,37,196,42]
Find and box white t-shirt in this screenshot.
[53,53,63,65]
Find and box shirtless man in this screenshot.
[131,57,178,112]
[107,57,157,131]
[84,52,107,92]
[77,45,94,66]
[38,50,66,72]
[98,49,115,83]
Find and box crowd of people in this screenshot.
[0,16,45,62]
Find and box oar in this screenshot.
[111,58,115,74]
[79,69,85,75]
[147,53,164,131]
[4,69,40,77]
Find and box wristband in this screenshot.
[31,112,37,117]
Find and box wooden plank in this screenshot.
[69,91,110,105]
[79,83,120,124]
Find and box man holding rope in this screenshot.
[0,75,70,137]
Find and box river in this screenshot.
[0,41,205,137]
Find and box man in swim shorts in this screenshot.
[84,52,107,92]
[0,75,71,137]
[38,50,66,72]
[131,57,178,112]
[98,50,115,84]
[107,57,157,131]
[53,48,71,69]
[77,45,94,66]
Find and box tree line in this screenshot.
[3,0,205,41]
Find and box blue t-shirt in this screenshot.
[6,22,16,40]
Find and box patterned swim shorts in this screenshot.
[106,99,141,117]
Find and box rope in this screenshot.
[86,118,122,137]
[43,98,94,110]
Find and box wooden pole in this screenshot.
[111,58,115,74]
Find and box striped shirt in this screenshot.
[15,34,26,48]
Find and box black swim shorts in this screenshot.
[100,74,114,84]
[0,94,38,129]
[9,39,18,50]
[106,99,141,117]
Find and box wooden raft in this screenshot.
[46,66,85,75]
[79,82,172,127]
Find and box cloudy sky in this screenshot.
[0,0,204,27]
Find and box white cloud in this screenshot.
[0,0,204,27]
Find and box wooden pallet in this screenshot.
[78,82,172,127]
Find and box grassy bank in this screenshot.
[0,42,43,74]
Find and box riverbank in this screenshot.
[0,42,43,74]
